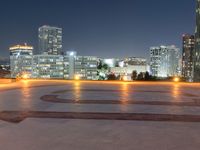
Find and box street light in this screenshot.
[173,77,180,82]
[74,74,80,80]
[123,76,128,81]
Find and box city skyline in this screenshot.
[0,0,195,58]
[1,2,200,149]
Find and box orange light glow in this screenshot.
[173,77,180,82]
[120,82,129,103]
[9,45,33,50]
[122,76,128,81]
[19,72,31,80]
[74,81,81,101]
[22,74,29,79]
[74,75,80,80]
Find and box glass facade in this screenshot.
[182,34,195,81]
[38,25,62,55]
[32,55,64,79]
[9,44,33,78]
[150,45,180,77]
[75,56,98,80]
[10,49,98,80]
[194,0,200,82]
[64,51,77,79]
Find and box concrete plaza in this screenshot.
[0,80,200,150]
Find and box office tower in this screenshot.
[150,45,180,77]
[182,34,195,81]
[194,0,200,82]
[38,25,62,55]
[9,44,33,78]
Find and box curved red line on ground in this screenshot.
[41,95,200,107]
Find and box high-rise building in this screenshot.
[9,44,33,78]
[38,25,62,55]
[150,45,180,77]
[194,0,200,82]
[182,34,195,81]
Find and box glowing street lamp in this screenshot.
[74,74,80,80]
[123,76,128,81]
[173,77,180,82]
[21,72,30,79]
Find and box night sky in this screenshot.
[0,0,195,59]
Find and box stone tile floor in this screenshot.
[0,80,200,150]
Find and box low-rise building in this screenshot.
[10,47,98,80]
[32,55,64,79]
[123,57,147,66]
[75,56,98,80]
[110,65,148,80]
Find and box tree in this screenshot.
[144,71,150,80]
[97,60,103,70]
[131,70,137,80]
[115,63,119,67]
[137,72,144,80]
[107,73,117,80]
[102,64,108,70]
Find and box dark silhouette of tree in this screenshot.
[131,70,137,80]
[116,75,121,80]
[115,63,119,67]
[102,64,108,70]
[97,60,103,70]
[137,72,144,80]
[144,71,150,80]
[107,73,117,80]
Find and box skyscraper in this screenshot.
[38,25,62,55]
[194,0,200,82]
[182,34,195,81]
[150,45,180,77]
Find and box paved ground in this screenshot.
[0,80,200,150]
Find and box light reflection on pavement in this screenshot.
[0,80,200,150]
